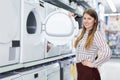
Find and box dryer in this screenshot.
[0,0,20,66]
[20,0,45,63]
[45,62,60,80]
[43,3,77,58]
[0,73,21,80]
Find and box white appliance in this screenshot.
[0,0,20,66]
[43,3,77,58]
[59,58,77,80]
[17,66,47,80]
[0,73,21,80]
[20,0,45,63]
[45,62,60,80]
[100,60,120,80]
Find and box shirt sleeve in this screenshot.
[93,31,112,67]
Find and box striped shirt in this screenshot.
[76,30,112,68]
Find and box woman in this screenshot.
[73,9,112,80]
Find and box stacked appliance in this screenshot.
[43,3,77,58]
[20,0,45,63]
[0,0,20,67]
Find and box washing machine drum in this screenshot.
[0,0,18,43]
[44,11,75,45]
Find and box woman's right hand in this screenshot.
[68,12,77,18]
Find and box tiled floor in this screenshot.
[99,58,120,80]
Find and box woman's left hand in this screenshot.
[81,61,94,68]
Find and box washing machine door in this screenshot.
[0,0,18,43]
[43,9,75,45]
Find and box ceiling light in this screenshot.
[106,0,116,12]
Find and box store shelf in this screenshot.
[43,0,82,17]
[43,0,75,11]
[77,0,91,9]
[23,53,75,67]
[111,54,120,59]
[0,64,23,73]
[0,53,75,73]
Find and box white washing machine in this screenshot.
[45,62,60,80]
[43,3,77,58]
[16,66,47,80]
[0,73,21,80]
[20,0,45,63]
[59,58,77,80]
[0,0,20,66]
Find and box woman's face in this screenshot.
[83,13,96,31]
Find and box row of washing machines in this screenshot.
[0,0,79,67]
[0,58,77,80]
[0,62,60,80]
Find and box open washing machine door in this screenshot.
[43,9,76,58]
[0,0,20,66]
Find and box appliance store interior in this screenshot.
[0,0,120,80]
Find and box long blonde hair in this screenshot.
[74,9,98,50]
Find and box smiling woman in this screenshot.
[73,8,112,80]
